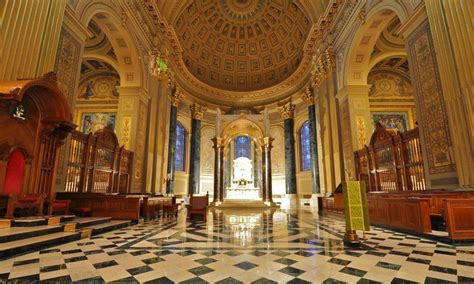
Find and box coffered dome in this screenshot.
[174,0,312,93]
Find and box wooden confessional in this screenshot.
[0,73,75,218]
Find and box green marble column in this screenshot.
[166,87,182,195]
[279,102,297,195]
[188,104,205,195]
[303,89,321,194]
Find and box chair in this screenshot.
[47,199,71,216]
[187,193,209,221]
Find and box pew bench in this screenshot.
[368,190,474,240]
[0,194,45,219]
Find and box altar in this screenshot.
[225,156,260,200]
[209,109,278,208]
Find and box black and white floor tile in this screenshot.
[1,208,474,283]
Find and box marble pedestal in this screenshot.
[281,194,299,209]
[310,193,320,210]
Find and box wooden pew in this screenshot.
[444,198,474,240]
[367,190,474,238]
[56,192,141,220]
[0,194,45,219]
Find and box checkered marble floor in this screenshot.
[1,208,474,283]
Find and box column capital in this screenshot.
[169,87,183,107]
[261,137,274,150]
[302,85,315,106]
[190,103,206,120]
[211,137,224,148]
[278,102,295,120]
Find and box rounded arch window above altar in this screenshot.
[234,135,251,159]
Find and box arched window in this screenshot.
[300,121,311,171]
[234,136,251,159]
[175,122,186,172]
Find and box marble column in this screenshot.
[279,102,298,207]
[302,87,321,208]
[165,87,182,195]
[211,137,224,204]
[188,103,205,195]
[262,137,275,205]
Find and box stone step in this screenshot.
[11,215,75,227]
[83,220,132,237]
[70,217,112,229]
[0,231,80,260]
[0,225,63,244]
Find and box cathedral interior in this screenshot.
[0,0,473,283]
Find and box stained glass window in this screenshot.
[234,136,251,159]
[175,122,186,172]
[300,121,312,171]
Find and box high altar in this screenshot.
[210,108,277,208]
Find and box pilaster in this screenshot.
[424,0,474,187]
[336,85,372,180]
[116,86,150,193]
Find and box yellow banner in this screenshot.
[343,181,370,231]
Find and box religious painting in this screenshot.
[371,112,408,133]
[81,112,116,134]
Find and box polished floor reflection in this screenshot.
[1,208,474,283]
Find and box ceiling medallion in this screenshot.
[220,0,267,21]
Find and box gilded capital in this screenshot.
[190,103,206,120]
[169,87,183,107]
[278,102,295,120]
[262,137,274,150]
[302,86,315,106]
[211,137,224,149]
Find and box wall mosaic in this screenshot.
[77,76,120,101]
[368,72,414,99]
[407,22,454,174]
[54,27,82,106]
[371,112,408,133]
[81,112,117,134]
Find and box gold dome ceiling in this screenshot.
[174,0,312,93]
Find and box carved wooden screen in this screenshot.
[355,126,426,192]
[64,128,133,194]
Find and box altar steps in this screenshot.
[215,199,278,208]
[0,216,132,259]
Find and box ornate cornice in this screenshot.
[190,103,206,120]
[278,102,296,120]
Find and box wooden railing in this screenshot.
[354,125,425,192]
[64,127,133,194]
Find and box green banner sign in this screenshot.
[343,181,370,231]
